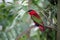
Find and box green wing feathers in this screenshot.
[31,15,43,25]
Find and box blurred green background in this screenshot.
[0,0,57,40]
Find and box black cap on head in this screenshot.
[28,10,32,12]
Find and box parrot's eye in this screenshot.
[28,10,32,12]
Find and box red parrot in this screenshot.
[28,10,45,31]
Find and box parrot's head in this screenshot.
[28,10,37,15]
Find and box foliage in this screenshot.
[0,0,57,40]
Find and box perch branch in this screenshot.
[16,26,34,40]
[15,25,58,40]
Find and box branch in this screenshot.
[15,25,60,40]
[15,25,58,40]
[16,26,34,40]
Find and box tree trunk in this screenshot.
[57,0,60,40]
